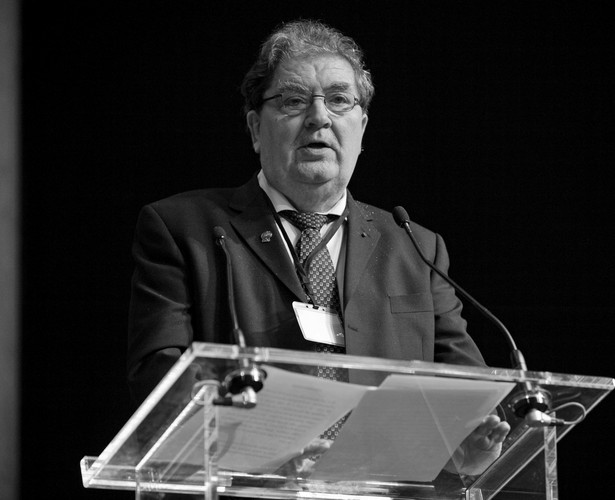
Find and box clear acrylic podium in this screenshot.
[81,342,613,499]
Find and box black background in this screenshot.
[21,1,613,498]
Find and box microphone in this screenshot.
[392,206,556,425]
[213,226,266,408]
[524,409,566,428]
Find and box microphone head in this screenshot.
[224,365,267,395]
[213,225,226,241]
[392,206,410,226]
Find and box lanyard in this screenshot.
[271,205,349,304]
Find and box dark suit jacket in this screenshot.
[127,175,484,404]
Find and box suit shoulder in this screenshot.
[135,187,241,236]
[352,199,436,238]
[146,187,235,212]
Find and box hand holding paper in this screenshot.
[274,438,332,477]
[444,414,511,476]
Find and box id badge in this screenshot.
[292,301,345,347]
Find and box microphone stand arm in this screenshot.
[393,208,556,423]
[214,227,266,407]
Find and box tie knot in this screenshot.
[280,211,336,231]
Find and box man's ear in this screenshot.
[246,110,261,154]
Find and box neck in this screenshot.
[258,170,346,213]
[286,190,343,213]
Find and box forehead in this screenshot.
[269,54,358,92]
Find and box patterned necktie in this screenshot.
[279,211,341,314]
[280,211,348,440]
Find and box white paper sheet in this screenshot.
[215,366,370,472]
[150,365,370,473]
[311,374,514,482]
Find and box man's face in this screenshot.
[246,54,368,211]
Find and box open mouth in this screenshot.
[302,142,329,150]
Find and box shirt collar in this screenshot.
[257,169,347,216]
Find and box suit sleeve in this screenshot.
[127,204,193,405]
[431,233,486,367]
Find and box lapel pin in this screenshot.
[260,230,273,243]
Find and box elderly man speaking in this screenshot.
[127,19,509,477]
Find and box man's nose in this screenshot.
[304,96,332,128]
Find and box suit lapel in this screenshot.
[343,194,381,307]
[227,178,381,306]
[229,178,306,300]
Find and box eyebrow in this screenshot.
[326,82,353,93]
[275,80,354,94]
[276,81,310,94]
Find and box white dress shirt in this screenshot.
[257,170,346,270]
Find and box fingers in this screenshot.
[473,415,511,445]
[473,414,499,436]
[302,438,332,455]
[491,421,511,443]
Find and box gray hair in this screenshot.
[241,19,375,115]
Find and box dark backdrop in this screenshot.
[21,1,613,498]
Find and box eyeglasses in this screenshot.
[261,91,360,115]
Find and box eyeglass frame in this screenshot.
[261,91,361,115]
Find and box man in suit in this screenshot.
[128,19,508,477]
